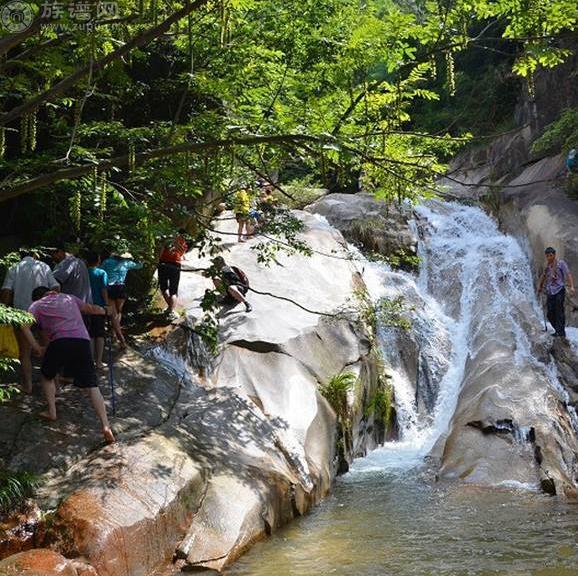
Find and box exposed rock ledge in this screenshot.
[1,207,392,575]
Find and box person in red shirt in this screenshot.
[158,229,188,319]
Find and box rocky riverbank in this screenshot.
[0,203,413,575]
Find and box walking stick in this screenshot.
[541,294,548,332]
[106,314,117,416]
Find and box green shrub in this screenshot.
[0,470,39,515]
[320,371,357,424]
[532,108,578,156]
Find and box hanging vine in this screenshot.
[527,71,536,100]
[0,128,5,160]
[99,171,107,220]
[20,115,29,154]
[445,50,456,96]
[220,0,231,47]
[70,188,82,233]
[28,108,37,152]
[128,142,136,172]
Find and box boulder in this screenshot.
[0,549,95,576]
[46,433,205,576]
[306,193,417,267]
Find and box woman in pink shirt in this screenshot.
[22,286,115,444]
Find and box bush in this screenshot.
[532,108,578,156]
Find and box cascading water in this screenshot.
[353,200,577,482]
[228,199,578,576]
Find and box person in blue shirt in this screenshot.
[87,252,127,368]
[87,252,110,369]
[101,251,143,324]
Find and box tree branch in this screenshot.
[0,0,211,127]
[0,133,319,202]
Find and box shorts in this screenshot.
[88,315,106,339]
[158,261,181,296]
[108,284,127,300]
[235,212,249,223]
[41,338,97,388]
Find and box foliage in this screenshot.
[320,371,358,426]
[532,108,578,156]
[0,304,34,403]
[0,304,34,328]
[0,469,39,515]
[354,287,412,338]
[0,0,576,335]
[565,174,578,199]
[365,349,394,430]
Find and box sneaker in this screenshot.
[167,310,179,321]
[245,303,252,313]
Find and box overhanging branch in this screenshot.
[0,133,320,202]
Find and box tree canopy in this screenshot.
[0,0,576,260]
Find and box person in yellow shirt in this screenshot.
[233,189,253,242]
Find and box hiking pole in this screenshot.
[541,294,548,332]
[105,313,117,416]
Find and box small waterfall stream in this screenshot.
[354,200,577,477]
[228,200,578,576]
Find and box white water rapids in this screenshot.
[351,199,575,479]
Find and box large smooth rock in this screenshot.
[307,193,417,265]
[157,210,382,570]
[47,433,205,576]
[0,549,96,576]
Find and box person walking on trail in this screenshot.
[52,245,92,303]
[233,189,253,243]
[22,287,115,444]
[100,252,143,325]
[536,247,576,339]
[158,229,188,320]
[0,250,60,393]
[211,256,252,313]
[87,252,126,369]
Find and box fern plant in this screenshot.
[0,470,39,515]
[320,371,358,426]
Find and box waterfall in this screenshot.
[352,200,574,477]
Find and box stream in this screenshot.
[226,201,578,575]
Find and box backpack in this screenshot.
[232,266,249,288]
[567,149,578,173]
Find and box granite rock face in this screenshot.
[1,209,384,575]
[307,193,417,268]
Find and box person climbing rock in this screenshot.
[211,256,252,312]
[536,247,575,339]
[51,244,92,303]
[101,251,143,325]
[158,229,188,320]
[233,188,254,242]
[86,252,126,368]
[22,286,115,444]
[0,250,60,393]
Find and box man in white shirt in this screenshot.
[0,251,60,392]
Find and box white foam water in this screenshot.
[350,200,570,477]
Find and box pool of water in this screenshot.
[225,467,578,576]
